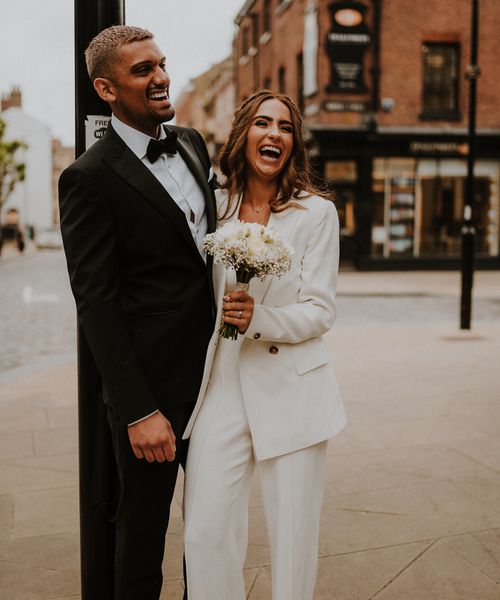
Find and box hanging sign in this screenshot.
[326,1,371,93]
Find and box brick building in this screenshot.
[52,139,75,225]
[175,56,235,165]
[234,0,500,268]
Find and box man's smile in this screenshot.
[148,88,170,103]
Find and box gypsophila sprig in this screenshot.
[202,220,294,339]
[202,220,293,280]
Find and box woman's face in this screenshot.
[244,98,294,184]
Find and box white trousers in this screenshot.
[184,339,328,600]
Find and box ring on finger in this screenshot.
[237,310,242,319]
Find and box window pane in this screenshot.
[422,44,459,116]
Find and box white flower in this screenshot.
[202,220,294,281]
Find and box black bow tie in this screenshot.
[146,131,178,162]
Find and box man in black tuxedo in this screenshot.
[59,25,216,600]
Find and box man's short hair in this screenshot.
[85,25,153,81]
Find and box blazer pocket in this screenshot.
[292,338,331,375]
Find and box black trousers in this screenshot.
[108,402,194,600]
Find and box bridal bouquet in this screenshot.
[202,220,294,340]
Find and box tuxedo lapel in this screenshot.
[102,127,205,264]
[170,127,216,234]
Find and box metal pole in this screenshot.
[74,2,124,597]
[460,0,479,330]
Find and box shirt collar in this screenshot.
[111,114,167,160]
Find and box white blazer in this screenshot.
[183,189,346,461]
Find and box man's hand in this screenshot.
[128,412,176,463]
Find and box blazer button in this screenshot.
[253,333,261,340]
[269,345,279,355]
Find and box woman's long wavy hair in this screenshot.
[218,90,326,218]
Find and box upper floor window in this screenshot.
[242,26,250,56]
[252,13,259,49]
[421,43,460,120]
[278,66,286,93]
[296,53,304,114]
[263,0,272,33]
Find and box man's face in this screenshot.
[100,38,175,137]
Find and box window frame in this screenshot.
[263,0,272,34]
[420,41,461,121]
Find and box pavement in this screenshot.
[0,252,499,599]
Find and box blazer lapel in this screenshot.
[249,206,302,305]
[102,126,205,264]
[215,194,301,305]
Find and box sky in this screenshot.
[0,0,240,146]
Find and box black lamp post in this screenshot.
[74,2,124,597]
[460,0,479,330]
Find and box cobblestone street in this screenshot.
[0,251,76,374]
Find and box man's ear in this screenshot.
[93,78,116,104]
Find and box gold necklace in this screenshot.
[243,198,271,214]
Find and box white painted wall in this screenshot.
[2,107,53,231]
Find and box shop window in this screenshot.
[418,160,499,257]
[421,43,460,120]
[325,161,357,261]
[372,158,500,259]
[372,159,417,258]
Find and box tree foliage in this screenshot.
[0,117,27,216]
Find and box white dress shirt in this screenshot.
[111,115,208,425]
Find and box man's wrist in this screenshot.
[128,409,159,427]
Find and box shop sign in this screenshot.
[409,141,469,155]
[326,1,371,93]
[325,160,357,182]
[323,100,368,112]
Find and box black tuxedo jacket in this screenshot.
[59,124,216,426]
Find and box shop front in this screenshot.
[311,127,500,269]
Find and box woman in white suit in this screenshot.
[183,90,346,600]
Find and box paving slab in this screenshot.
[0,531,79,572]
[11,485,78,539]
[373,539,500,600]
[315,541,432,600]
[443,529,500,584]
[0,463,77,495]
[0,560,79,600]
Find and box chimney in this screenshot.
[1,86,22,111]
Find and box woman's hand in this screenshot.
[223,290,254,333]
